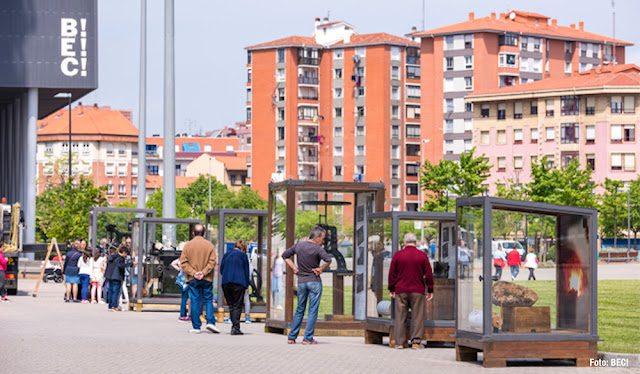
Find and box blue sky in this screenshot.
[80,0,640,136]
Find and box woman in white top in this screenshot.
[77,250,93,303]
[90,249,106,303]
[524,247,539,281]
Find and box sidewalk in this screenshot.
[1,279,636,374]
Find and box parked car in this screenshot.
[492,240,525,261]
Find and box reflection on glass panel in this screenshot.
[457,206,484,333]
[208,215,220,306]
[367,218,392,318]
[270,191,287,320]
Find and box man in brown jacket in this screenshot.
[180,224,219,334]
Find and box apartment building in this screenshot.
[37,105,140,204]
[247,18,422,210]
[467,64,640,195]
[415,10,631,165]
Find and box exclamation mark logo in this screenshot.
[80,18,87,77]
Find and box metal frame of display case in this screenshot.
[132,217,202,312]
[88,206,156,249]
[265,180,385,336]
[204,209,267,320]
[455,197,599,367]
[364,211,457,347]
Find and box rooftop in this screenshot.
[38,105,138,138]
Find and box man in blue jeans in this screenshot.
[180,224,219,334]
[282,226,332,344]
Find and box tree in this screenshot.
[599,179,627,248]
[628,177,640,251]
[525,157,596,207]
[420,147,491,212]
[36,176,108,243]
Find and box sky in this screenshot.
[80,0,640,137]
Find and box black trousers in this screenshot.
[223,283,247,332]
[0,271,5,297]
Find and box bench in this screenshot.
[600,251,638,263]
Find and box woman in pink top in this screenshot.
[0,241,9,302]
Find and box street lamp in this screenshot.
[54,92,72,183]
[619,187,631,257]
[208,156,212,210]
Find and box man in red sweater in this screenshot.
[388,233,434,349]
[507,248,522,281]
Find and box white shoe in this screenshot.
[98,300,106,304]
[206,324,220,334]
[189,329,201,334]
[91,300,97,304]
[245,318,252,324]
[276,305,283,310]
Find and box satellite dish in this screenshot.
[509,12,516,20]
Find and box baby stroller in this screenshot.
[43,265,63,283]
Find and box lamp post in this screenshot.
[619,187,631,256]
[208,156,212,210]
[54,92,72,183]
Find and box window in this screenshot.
[246,88,252,102]
[406,106,420,119]
[531,101,538,115]
[445,120,453,134]
[277,88,285,101]
[277,127,285,140]
[391,126,399,139]
[464,76,473,90]
[107,184,114,195]
[407,66,420,79]
[407,164,420,176]
[406,85,420,99]
[499,33,518,46]
[71,143,79,153]
[334,49,343,59]
[610,124,622,142]
[498,53,518,67]
[545,127,555,141]
[444,78,454,92]
[531,128,538,143]
[514,156,523,170]
[118,184,126,195]
[561,123,579,143]
[391,86,400,100]
[586,97,595,115]
[334,88,342,98]
[561,151,579,168]
[446,57,453,71]
[464,34,473,48]
[131,185,138,197]
[277,48,285,63]
[407,184,419,196]
[497,103,506,120]
[356,87,365,97]
[356,165,365,175]
[334,166,342,176]
[465,103,473,112]
[480,131,490,145]
[586,154,595,170]
[391,46,400,60]
[356,106,365,117]
[106,143,114,156]
[334,107,342,118]
[247,70,251,83]
[499,75,517,87]
[298,106,318,120]
[465,55,473,69]
[497,157,506,171]
[277,108,285,121]
[391,106,399,119]
[390,165,400,179]
[391,66,399,80]
[445,99,453,113]
[246,108,252,122]
[546,155,555,168]
[117,163,127,177]
[356,66,365,77]
[105,163,115,176]
[611,153,636,171]
[545,99,554,116]
[391,184,399,198]
[391,146,400,159]
[611,96,622,113]
[624,124,635,142]
[481,104,490,118]
[131,165,138,177]
[561,96,580,115]
[334,127,343,137]
[334,146,343,156]
[334,68,343,79]
[356,126,365,136]
[585,125,595,143]
[564,62,571,74]
[521,37,528,50]
[146,144,157,155]
[497,130,506,144]
[406,144,420,156]
[514,129,523,143]
[277,146,285,159]
[406,125,420,138]
[464,139,472,152]
[445,140,454,154]
[356,146,365,156]
[45,143,53,154]
[531,155,538,165]
[276,68,285,82]
[355,47,365,57]
[514,102,523,119]
[624,96,635,113]
[445,35,454,49]
[247,51,252,64]
[118,144,126,156]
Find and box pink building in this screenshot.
[467,64,640,195]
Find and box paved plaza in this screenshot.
[1,263,638,374]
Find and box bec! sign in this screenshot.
[60,18,89,77]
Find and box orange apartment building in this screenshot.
[415,10,631,167]
[247,18,422,211]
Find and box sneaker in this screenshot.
[412,343,424,349]
[72,299,81,303]
[189,329,201,334]
[98,300,106,304]
[230,329,244,335]
[287,339,296,344]
[178,316,191,323]
[302,339,318,345]
[224,317,231,323]
[206,324,220,334]
[112,307,123,312]
[91,300,97,304]
[81,300,89,304]
[64,299,70,303]
[245,318,252,324]
[395,345,404,350]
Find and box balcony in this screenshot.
[298,155,319,164]
[298,95,318,101]
[406,56,420,65]
[298,114,318,121]
[298,76,318,85]
[298,57,319,66]
[298,135,319,144]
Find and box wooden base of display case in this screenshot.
[502,306,551,333]
[265,319,364,337]
[364,322,455,347]
[131,298,180,312]
[456,337,597,368]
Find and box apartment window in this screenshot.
[547,156,555,168]
[531,155,538,165]
[465,103,473,112]
[464,76,473,90]
[497,130,506,144]
[356,87,365,97]
[498,53,518,67]
[334,146,343,156]
[356,66,365,78]
[117,163,127,177]
[407,66,420,79]
[247,70,251,83]
[445,57,453,71]
[406,144,420,156]
[585,125,595,143]
[531,101,538,115]
[246,108,252,122]
[106,143,114,156]
[391,86,400,100]
[514,102,523,119]
[564,62,572,74]
[107,184,114,195]
[391,106,399,119]
[407,164,420,176]
[391,145,400,159]
[391,46,400,60]
[334,68,343,79]
[146,144,157,155]
[514,156,524,170]
[277,88,285,101]
[406,85,420,99]
[131,185,138,197]
[406,106,420,119]
[70,143,78,153]
[561,151,579,168]
[444,78,454,92]
[247,51,252,64]
[513,129,523,143]
[132,165,138,177]
[546,99,554,116]
[105,163,115,176]
[565,40,573,52]
[356,106,365,117]
[545,127,555,141]
[298,106,318,120]
[334,127,343,137]
[586,154,595,171]
[497,103,506,120]
[147,165,159,175]
[499,33,518,46]
[45,143,53,154]
[445,140,454,154]
[118,144,126,156]
[445,120,453,134]
[356,165,365,175]
[611,153,636,171]
[611,124,622,142]
[203,145,211,152]
[277,146,285,160]
[465,55,473,69]
[464,139,472,152]
[355,145,365,156]
[445,35,454,49]
[391,66,399,80]
[391,126,399,139]
[481,104,490,118]
[390,165,400,179]
[356,126,365,136]
[624,124,636,142]
[246,88,252,102]
[624,96,635,113]
[391,185,399,198]
[521,37,528,50]
[277,48,285,63]
[464,34,473,48]
[277,127,285,140]
[499,75,517,87]
[531,128,539,143]
[82,143,90,154]
[406,125,420,138]
[497,157,506,171]
[561,123,579,144]
[561,96,580,115]
[355,47,365,57]
[586,97,595,115]
[333,49,343,59]
[334,88,342,98]
[480,131,490,145]
[334,166,342,176]
[445,99,454,113]
[276,68,285,82]
[334,107,342,118]
[118,184,126,195]
[406,184,419,196]
[277,108,285,121]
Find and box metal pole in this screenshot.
[628,189,631,257]
[68,95,72,184]
[137,0,147,211]
[162,0,176,243]
[25,88,38,244]
[208,157,211,210]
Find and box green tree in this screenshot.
[628,177,640,251]
[525,157,596,207]
[36,176,108,243]
[599,178,627,248]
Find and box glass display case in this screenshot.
[265,180,385,336]
[131,217,201,311]
[455,197,598,367]
[205,209,267,321]
[87,207,155,250]
[364,211,457,347]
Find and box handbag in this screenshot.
[493,258,505,268]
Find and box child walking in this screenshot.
[524,247,539,281]
[90,249,106,303]
[104,245,135,312]
[171,258,190,322]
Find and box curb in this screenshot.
[597,352,640,369]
